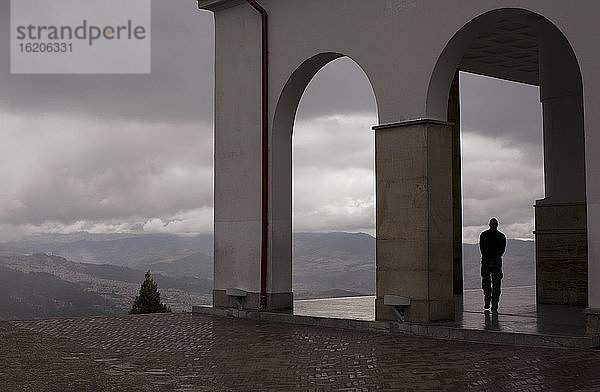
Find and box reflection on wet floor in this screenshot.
[294,296,375,321]
[294,286,588,337]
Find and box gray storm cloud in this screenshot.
[0,0,544,242]
[0,0,215,239]
[459,73,543,242]
[0,0,214,123]
[0,112,213,231]
[293,62,544,242]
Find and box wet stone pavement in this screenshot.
[2,312,600,391]
[293,287,589,337]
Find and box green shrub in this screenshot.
[130,271,171,314]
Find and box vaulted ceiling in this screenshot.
[460,14,540,85]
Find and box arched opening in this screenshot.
[459,71,543,311]
[428,8,587,320]
[271,54,378,319]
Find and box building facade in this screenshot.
[198,0,600,333]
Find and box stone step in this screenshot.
[192,305,600,349]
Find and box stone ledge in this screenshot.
[212,290,293,311]
[372,118,454,130]
[192,306,600,349]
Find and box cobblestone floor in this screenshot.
[3,313,600,391]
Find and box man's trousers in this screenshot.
[481,264,503,309]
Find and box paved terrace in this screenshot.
[295,286,589,337]
[3,310,600,391]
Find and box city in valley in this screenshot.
[0,231,535,319]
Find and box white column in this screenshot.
[212,5,264,309]
[535,21,587,306]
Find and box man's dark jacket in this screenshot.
[479,228,506,268]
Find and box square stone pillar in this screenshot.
[374,119,454,323]
[534,21,588,307]
[534,202,588,305]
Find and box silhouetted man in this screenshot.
[479,217,506,312]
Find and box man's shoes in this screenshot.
[491,303,498,313]
[484,297,491,310]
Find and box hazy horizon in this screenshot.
[0,229,536,245]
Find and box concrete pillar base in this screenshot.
[213,289,293,311]
[376,297,454,323]
[534,202,587,306]
[584,308,600,335]
[374,119,455,323]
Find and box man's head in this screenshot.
[489,218,499,229]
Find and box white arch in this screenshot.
[426,7,588,306]
[268,53,379,299]
[426,7,583,120]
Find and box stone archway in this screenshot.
[426,8,587,308]
[199,0,599,331]
[268,53,379,310]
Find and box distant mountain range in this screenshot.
[1,232,213,270]
[0,252,213,319]
[0,264,117,320]
[293,232,376,297]
[293,233,535,294]
[0,231,535,319]
[463,239,535,289]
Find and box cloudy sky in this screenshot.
[0,0,543,243]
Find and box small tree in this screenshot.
[130,271,171,314]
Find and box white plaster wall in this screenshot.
[213,5,263,293]
[583,54,600,310]
[208,0,600,305]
